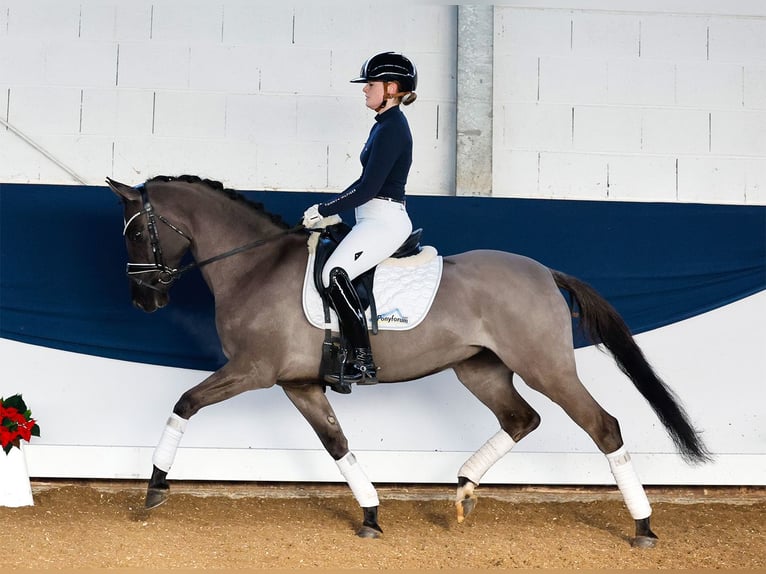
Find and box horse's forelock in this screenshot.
[146,174,289,229]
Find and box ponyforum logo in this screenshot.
[377,308,409,325]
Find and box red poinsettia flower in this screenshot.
[0,394,40,454]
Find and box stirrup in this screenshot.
[353,349,378,385]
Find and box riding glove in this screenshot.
[302,204,323,228]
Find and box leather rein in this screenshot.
[123,185,304,292]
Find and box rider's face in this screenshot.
[363,81,386,111]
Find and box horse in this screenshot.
[106,174,709,547]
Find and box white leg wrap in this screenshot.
[607,446,652,520]
[458,430,516,485]
[336,452,379,508]
[152,413,188,473]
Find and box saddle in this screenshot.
[312,222,423,335]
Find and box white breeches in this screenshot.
[321,197,412,287]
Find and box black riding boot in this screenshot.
[324,267,378,386]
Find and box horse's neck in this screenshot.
[163,187,286,282]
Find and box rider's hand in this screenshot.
[302,204,323,228]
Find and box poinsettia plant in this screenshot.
[0,394,40,455]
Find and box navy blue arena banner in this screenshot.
[1,182,764,371]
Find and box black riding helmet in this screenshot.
[350,52,418,93]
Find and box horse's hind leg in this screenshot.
[521,364,658,547]
[452,351,541,522]
[283,383,382,539]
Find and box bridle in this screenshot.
[123,185,304,292]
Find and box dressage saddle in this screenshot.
[311,222,423,335]
[312,223,423,392]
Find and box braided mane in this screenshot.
[146,175,290,230]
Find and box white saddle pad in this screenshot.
[302,246,443,332]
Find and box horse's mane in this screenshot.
[146,175,290,230]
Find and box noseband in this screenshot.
[123,184,303,292]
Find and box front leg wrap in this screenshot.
[336,452,379,508]
[456,430,516,522]
[153,413,188,472]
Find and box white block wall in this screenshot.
[1,1,764,204]
[493,4,766,205]
[0,1,457,195]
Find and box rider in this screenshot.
[302,52,417,387]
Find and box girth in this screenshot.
[312,222,423,335]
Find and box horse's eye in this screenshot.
[130,229,144,242]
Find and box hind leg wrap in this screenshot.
[607,446,652,520]
[336,452,379,508]
[152,413,188,473]
[458,429,516,485]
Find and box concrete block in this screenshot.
[408,50,457,104]
[45,41,118,88]
[539,56,608,104]
[293,4,373,49]
[492,149,539,198]
[222,3,293,46]
[493,53,539,103]
[150,1,223,43]
[0,131,59,183]
[81,89,154,136]
[495,7,572,57]
[607,58,675,106]
[297,95,365,143]
[678,157,747,204]
[369,6,456,54]
[572,12,640,59]
[6,1,80,39]
[40,134,113,185]
[640,14,708,61]
[538,151,608,199]
[711,110,766,156]
[744,66,766,109]
[153,91,226,139]
[573,106,642,154]
[225,93,297,143]
[114,136,243,183]
[745,158,765,204]
[8,87,81,135]
[117,42,190,89]
[0,131,106,184]
[0,39,46,84]
[79,1,153,41]
[501,102,573,152]
[327,141,363,190]
[189,44,262,93]
[709,17,766,64]
[676,62,743,108]
[258,46,330,94]
[605,154,677,202]
[257,141,327,189]
[641,108,710,155]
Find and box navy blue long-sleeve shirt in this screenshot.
[318,106,412,217]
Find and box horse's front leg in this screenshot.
[145,361,264,509]
[283,383,382,538]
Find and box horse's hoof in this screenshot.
[145,487,169,509]
[631,535,659,549]
[456,495,477,523]
[357,525,382,539]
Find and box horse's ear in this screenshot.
[106,177,140,202]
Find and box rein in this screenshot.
[124,185,304,290]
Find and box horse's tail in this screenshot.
[552,269,711,465]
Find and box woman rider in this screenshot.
[302,52,417,389]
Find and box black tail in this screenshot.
[552,270,711,465]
